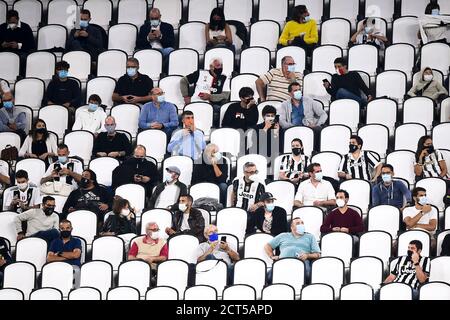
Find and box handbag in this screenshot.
[1,144,18,162]
[40,181,73,197]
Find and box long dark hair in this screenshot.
[31,118,49,141]
[209,7,226,30]
[291,5,307,23]
[415,135,432,162]
[112,197,132,215]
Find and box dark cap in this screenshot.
[260,192,276,201]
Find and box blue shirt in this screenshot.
[138,101,179,133]
[167,128,206,160]
[48,236,82,267]
[372,180,412,209]
[290,100,304,126]
[268,232,320,258]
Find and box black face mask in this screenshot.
[292,148,303,156]
[43,206,55,216]
[60,230,71,238]
[134,157,144,163]
[427,145,435,154]
[349,144,359,153]
[406,250,413,260]
[211,19,224,29]
[35,128,47,135]
[79,177,90,188]
[214,68,223,76]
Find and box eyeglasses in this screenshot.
[244,170,258,174]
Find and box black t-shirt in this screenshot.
[62,185,113,219]
[221,102,258,131]
[31,139,48,156]
[45,77,81,107]
[114,73,153,97]
[92,132,132,160]
[327,71,371,98]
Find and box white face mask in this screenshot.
[248,174,258,182]
[423,74,433,82]
[150,231,159,240]
[179,203,188,212]
[17,182,28,191]
[265,116,275,122]
[8,23,17,29]
[120,208,130,217]
[336,199,346,208]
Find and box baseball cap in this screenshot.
[260,192,276,201]
[166,166,181,175]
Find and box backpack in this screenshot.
[193,197,223,212]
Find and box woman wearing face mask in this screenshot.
[350,18,387,49]
[100,197,136,236]
[19,119,58,164]
[414,135,448,180]
[246,193,287,237]
[205,7,234,52]
[279,138,309,185]
[407,68,448,103]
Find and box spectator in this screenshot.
[0,236,13,286]
[112,57,153,105]
[231,162,265,213]
[62,169,112,222]
[100,197,137,236]
[205,7,234,52]
[3,170,40,213]
[338,135,382,182]
[92,116,132,161]
[167,110,206,161]
[441,233,450,256]
[247,192,288,237]
[0,160,11,198]
[278,138,309,185]
[128,222,168,273]
[0,79,12,100]
[414,135,448,179]
[72,94,107,135]
[0,94,27,141]
[148,166,187,209]
[256,56,303,102]
[138,87,179,137]
[180,57,230,127]
[45,60,82,125]
[323,57,372,107]
[351,17,388,48]
[418,2,449,45]
[192,143,228,205]
[403,187,437,238]
[47,219,82,287]
[372,164,412,209]
[111,145,158,195]
[15,196,59,244]
[407,68,448,103]
[166,194,206,242]
[136,8,175,58]
[18,119,58,165]
[253,105,282,156]
[320,190,364,237]
[279,81,328,130]
[66,9,103,60]
[294,163,336,209]
[384,240,430,298]
[278,5,318,55]
[264,218,320,281]
[40,144,83,194]
[221,86,258,131]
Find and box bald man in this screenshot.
[92,116,132,161]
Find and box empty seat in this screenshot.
[376,70,407,104]
[111,103,140,138]
[320,232,354,267]
[275,46,306,74]
[47,0,77,28]
[37,24,67,52]
[311,151,342,181]
[358,124,389,159]
[365,0,395,21]
[159,75,185,109]
[392,16,419,47]
[179,22,207,55]
[25,51,56,83]
[15,237,47,272]
[86,76,116,109]
[152,0,182,30]
[195,260,228,298]
[384,44,415,81]
[91,236,125,271]
[350,256,384,290]
[368,205,400,240]
[348,44,378,77]
[223,0,253,27]
[29,287,63,300]
[187,0,217,23]
[302,71,332,107]
[433,123,450,151]
[83,0,113,30]
[68,287,101,300]
[13,0,43,33]
[41,261,74,298]
[249,20,280,55]
[320,124,352,155]
[320,18,351,50]
[133,49,162,81]
[301,283,334,300]
[329,99,360,133]
[386,150,417,186]
[394,123,427,152]
[258,0,288,27]
[145,286,178,300]
[80,260,113,299]
[401,0,433,17]
[312,45,342,74]
[3,262,36,300]
[340,282,374,300]
[117,0,147,28]
[157,259,189,296]
[184,285,217,300]
[240,47,271,76]
[379,282,412,300]
[403,97,434,131]
[366,98,397,135]
[108,23,137,56]
[329,0,359,27]
[97,49,127,79]
[107,286,140,300]
[420,281,450,300]
[167,48,199,76]
[262,284,295,300]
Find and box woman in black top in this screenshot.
[246,192,288,236]
[18,119,58,165]
[101,197,136,236]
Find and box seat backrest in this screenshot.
[319,124,352,155]
[13,0,42,32]
[392,16,419,47]
[68,287,102,300]
[41,262,74,297]
[350,256,384,290]
[320,18,351,49]
[367,205,400,239]
[311,151,342,181]
[29,287,63,300]
[244,233,274,267]
[108,23,137,55]
[47,0,77,28]
[37,24,67,51]
[265,180,295,218]
[97,49,127,79]
[216,208,247,243]
[230,73,259,101]
[3,262,36,300]
[223,0,253,27]
[184,285,217,300]
[272,258,304,296]
[118,260,151,297]
[348,44,379,76]
[365,0,395,21]
[233,258,267,299]
[133,49,162,81]
[145,286,178,300]
[140,209,172,236]
[311,257,344,298]
[401,0,432,16]
[312,45,342,74]
[83,0,113,30]
[187,0,217,23]
[249,20,280,53]
[340,282,374,300]
[329,99,360,132]
[301,283,334,300]
[195,260,228,298]
[329,0,359,23]
[184,102,213,137]
[107,286,140,300]
[240,47,271,76]
[80,260,113,299]
[386,150,416,186]
[204,47,235,77]
[275,46,306,74]
[117,0,147,28]
[67,210,98,245]
[136,129,167,162]
[152,0,182,29]
[429,256,450,283]
[366,98,397,135]
[433,123,450,151]
[15,237,48,271]
[179,21,207,55]
[110,104,140,138]
[262,283,295,300]
[394,123,427,152]
[168,48,199,76]
[384,44,415,80]
[403,97,434,130]
[159,75,185,109]
[25,51,56,81]
[86,76,116,108]
[397,230,430,257]
[339,179,371,214]
[303,72,332,107]
[88,157,120,187]
[415,178,446,212]
[168,234,199,264]
[156,259,189,296]
[292,206,323,241]
[258,0,288,26]
[320,232,354,267]
[222,284,256,300]
[162,155,193,187]
[379,282,412,300]
[420,282,450,300]
[0,211,19,247]
[358,124,389,159]
[376,70,407,103]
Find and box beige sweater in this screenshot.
[408,79,448,101]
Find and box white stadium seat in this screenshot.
[258,0,288,27]
[262,284,295,300]
[140,209,173,237]
[433,123,450,151]
[111,103,140,138]
[244,233,274,268]
[216,208,247,244]
[0,52,19,85]
[62,51,91,83]
[302,71,332,107]
[37,24,67,52]
[230,73,259,101]
[420,282,450,300]
[25,51,56,83]
[152,0,182,30]
[312,45,343,74]
[384,44,415,81]
[47,0,77,28]
[184,285,217,300]
[368,205,400,239]
[416,178,446,212]
[350,256,384,290]
[15,237,47,272]
[3,262,36,300]
[107,286,140,300]
[69,287,102,300]
[240,47,271,76]
[321,18,351,50]
[301,283,334,300]
[0,211,20,247]
[168,234,199,264]
[187,0,217,23]
[365,0,395,21]
[329,99,360,133]
[80,260,113,299]
[13,0,42,32]
[195,260,228,299]
[340,179,371,214]
[117,0,147,28]
[157,259,189,296]
[97,49,127,79]
[319,125,352,155]
[159,75,185,110]
[376,70,407,104]
[29,287,63,300]
[115,184,146,216]
[108,23,137,56]
[397,230,430,257]
[41,262,74,298]
[401,0,434,17]
[249,20,280,55]
[179,22,207,55]
[272,258,305,297]
[83,0,113,30]
[348,44,378,77]
[311,151,342,181]
[358,124,389,159]
[403,97,434,131]
[64,130,94,165]
[0,288,24,300]
[359,230,392,267]
[366,98,397,136]
[276,46,306,74]
[429,256,450,284]
[320,232,354,267]
[67,210,97,246]
[340,283,373,300]
[88,157,120,187]
[311,257,344,298]
[145,286,178,300]
[168,48,199,76]
[292,206,323,241]
[133,49,162,81]
[394,123,427,152]
[386,150,416,186]
[392,16,419,47]
[222,284,256,300]
[13,78,45,113]
[329,0,359,27]
[91,236,125,271]
[379,282,412,300]
[223,0,253,27]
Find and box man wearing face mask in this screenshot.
[221,87,259,131]
[62,169,111,225]
[256,56,303,102]
[350,18,387,48]
[45,61,82,126]
[246,193,287,236]
[136,8,175,59]
[66,9,104,60]
[231,162,266,213]
[265,218,321,282]
[15,196,59,244]
[112,57,153,105]
[403,187,437,241]
[372,164,412,210]
[384,240,430,298]
[149,166,187,209]
[320,190,363,239]
[294,163,336,209]
[324,57,372,107]
[279,138,309,185]
[72,94,107,135]
[138,87,179,136]
[0,94,27,142]
[92,116,132,161]
[338,135,382,182]
[252,105,282,159]
[3,170,40,213]
[166,194,206,242]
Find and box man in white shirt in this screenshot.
[294,163,336,209]
[72,94,106,135]
[3,170,40,213]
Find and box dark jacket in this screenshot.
[45,76,81,108]
[326,71,371,98]
[171,207,206,242]
[0,237,12,273]
[102,214,137,235]
[192,161,228,185]
[66,24,104,57]
[136,21,175,50]
[111,157,158,193]
[0,21,35,54]
[61,185,113,219]
[148,180,188,209]
[247,206,288,236]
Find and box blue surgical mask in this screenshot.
[80,20,89,28]
[287,65,296,72]
[265,203,275,212]
[208,233,218,242]
[293,90,302,100]
[382,174,392,183]
[88,103,98,112]
[314,172,323,182]
[296,224,305,234]
[105,124,116,134]
[213,152,222,161]
[431,9,439,16]
[304,16,311,22]
[58,70,68,79]
[3,101,13,109]
[150,19,160,27]
[127,68,137,77]
[157,95,165,103]
[365,26,373,33]
[58,156,68,163]
[418,196,429,206]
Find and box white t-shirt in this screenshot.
[295,179,336,205]
[402,206,438,234]
[180,212,190,231]
[72,108,107,134]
